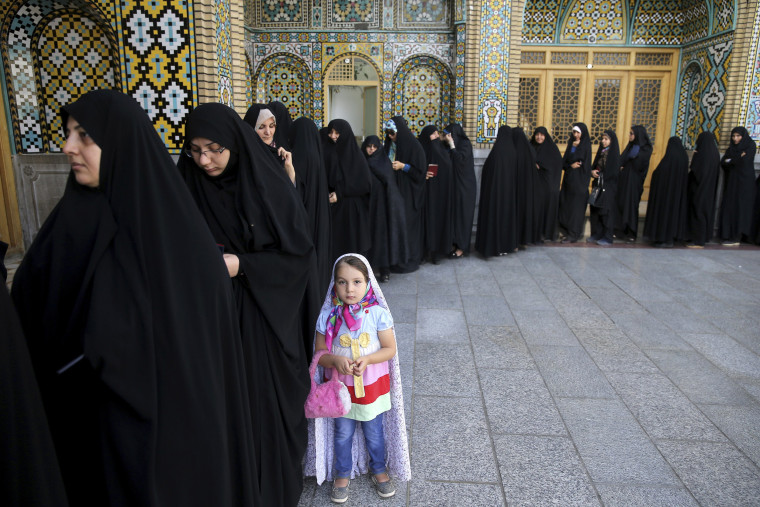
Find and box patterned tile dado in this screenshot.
[740,1,760,143]
[476,0,511,142]
[396,0,450,30]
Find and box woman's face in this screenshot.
[629,130,635,143]
[63,116,102,188]
[572,129,581,141]
[534,132,545,144]
[328,128,340,143]
[429,130,439,141]
[365,143,377,156]
[732,132,742,145]
[188,137,230,177]
[257,118,276,145]
[601,134,610,148]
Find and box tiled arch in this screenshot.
[253,52,312,120]
[392,55,453,135]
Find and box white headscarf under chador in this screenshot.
[254,108,275,131]
[304,253,412,484]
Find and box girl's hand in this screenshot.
[352,357,368,376]
[332,355,354,375]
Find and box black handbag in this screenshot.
[588,173,603,206]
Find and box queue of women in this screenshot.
[477,122,760,255]
[3,88,759,506]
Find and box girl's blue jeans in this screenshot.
[334,413,386,479]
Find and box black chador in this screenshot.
[718,126,757,243]
[643,136,689,246]
[687,132,721,246]
[419,125,454,262]
[512,127,538,245]
[323,119,372,259]
[475,125,518,257]
[291,117,332,295]
[385,116,427,272]
[179,103,315,507]
[531,126,563,241]
[13,91,258,506]
[588,130,620,244]
[616,125,653,241]
[558,122,592,242]
[445,123,477,255]
[362,135,410,280]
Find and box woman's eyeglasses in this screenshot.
[184,146,226,158]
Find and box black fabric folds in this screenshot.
[558,122,592,240]
[419,125,454,260]
[291,117,332,295]
[385,116,426,271]
[362,135,409,272]
[719,127,757,241]
[11,90,257,506]
[512,127,538,245]
[687,132,721,245]
[267,100,294,150]
[178,102,314,507]
[643,136,689,243]
[1,287,68,507]
[590,129,621,212]
[616,125,653,238]
[531,127,563,241]
[475,125,518,257]
[445,123,477,253]
[323,119,372,259]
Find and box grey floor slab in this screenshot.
[557,397,681,486]
[698,404,760,468]
[531,345,616,398]
[574,327,660,373]
[413,341,479,397]
[407,480,505,506]
[411,395,498,482]
[463,294,515,326]
[594,484,699,507]
[656,440,760,506]
[610,312,692,351]
[512,308,580,346]
[678,332,760,379]
[480,368,567,436]
[493,434,600,506]
[415,308,468,344]
[468,325,534,370]
[415,284,462,310]
[606,372,727,442]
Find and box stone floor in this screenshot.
[299,244,760,506]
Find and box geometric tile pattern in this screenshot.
[397,0,450,30]
[631,77,662,145]
[523,0,559,44]
[217,0,233,106]
[477,0,511,142]
[393,43,454,73]
[560,0,624,43]
[518,76,540,135]
[631,0,682,45]
[393,56,452,135]
[454,23,465,123]
[327,0,379,29]
[550,76,581,141]
[712,0,733,34]
[2,0,196,153]
[454,0,466,23]
[677,62,704,149]
[590,78,621,144]
[35,12,117,152]
[681,0,709,44]
[679,33,733,144]
[739,0,760,144]
[253,53,312,120]
[251,0,308,28]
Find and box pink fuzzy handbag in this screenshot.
[304,350,352,418]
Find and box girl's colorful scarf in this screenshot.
[324,285,378,351]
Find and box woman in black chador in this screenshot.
[323,119,372,259]
[385,116,427,272]
[362,135,409,282]
[512,127,538,246]
[178,103,315,507]
[475,125,518,257]
[443,123,477,257]
[588,130,620,245]
[290,117,332,294]
[687,132,721,248]
[643,136,689,247]
[531,126,563,241]
[718,126,757,245]
[12,90,258,505]
[419,125,454,263]
[616,125,653,242]
[558,122,592,243]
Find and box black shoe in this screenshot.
[380,273,390,282]
[561,237,577,244]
